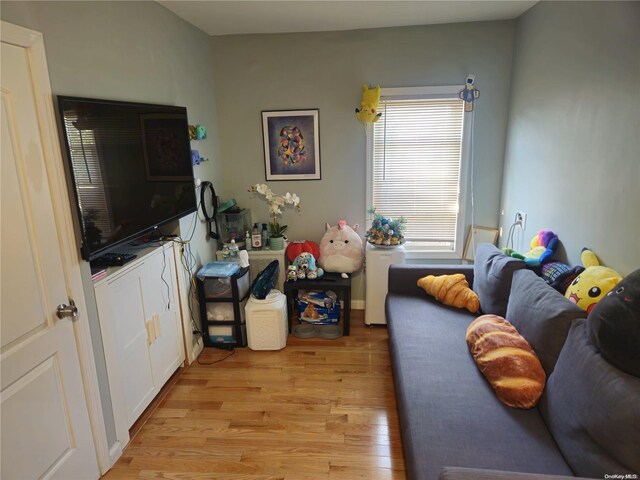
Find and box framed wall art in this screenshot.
[262,109,321,181]
[463,225,500,261]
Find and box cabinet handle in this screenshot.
[146,319,156,345]
[153,314,161,339]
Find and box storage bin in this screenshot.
[197,267,250,349]
[208,325,234,344]
[206,299,247,322]
[204,272,250,299]
[245,290,288,350]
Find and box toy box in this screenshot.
[297,290,340,325]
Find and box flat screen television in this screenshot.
[57,96,196,261]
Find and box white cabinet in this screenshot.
[365,244,406,325]
[94,244,184,446]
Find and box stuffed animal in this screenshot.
[318,220,364,276]
[503,230,558,267]
[287,265,298,282]
[587,268,640,377]
[418,273,480,313]
[565,248,622,314]
[292,252,324,280]
[286,240,320,263]
[355,85,382,124]
[541,261,585,294]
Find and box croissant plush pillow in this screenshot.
[417,273,480,313]
[466,315,546,409]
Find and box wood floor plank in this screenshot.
[104,315,406,479]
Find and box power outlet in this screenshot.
[515,211,527,230]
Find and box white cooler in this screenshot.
[245,289,288,350]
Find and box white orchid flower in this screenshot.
[249,184,300,229]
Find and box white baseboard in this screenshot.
[351,300,365,310]
[191,336,204,364]
[108,441,123,468]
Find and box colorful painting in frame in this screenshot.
[262,109,321,181]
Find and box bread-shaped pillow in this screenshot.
[466,314,546,409]
[418,273,480,313]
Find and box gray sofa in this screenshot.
[385,244,639,480]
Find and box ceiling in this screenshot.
[157,1,537,36]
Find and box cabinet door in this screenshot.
[97,264,155,427]
[143,247,184,388]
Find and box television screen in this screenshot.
[57,96,196,260]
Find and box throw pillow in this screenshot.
[473,243,525,317]
[417,273,480,313]
[539,319,640,477]
[587,268,640,377]
[506,270,585,375]
[466,314,546,409]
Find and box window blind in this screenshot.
[372,97,464,248]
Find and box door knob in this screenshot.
[56,300,78,320]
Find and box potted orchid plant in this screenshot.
[248,183,300,250]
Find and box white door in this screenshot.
[1,26,100,480]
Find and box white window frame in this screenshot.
[365,85,470,260]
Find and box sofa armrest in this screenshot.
[388,264,474,298]
[439,467,596,480]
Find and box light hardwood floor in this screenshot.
[104,311,406,479]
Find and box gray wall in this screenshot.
[212,21,515,300]
[499,1,640,275]
[2,0,220,449]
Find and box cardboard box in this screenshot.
[297,290,340,325]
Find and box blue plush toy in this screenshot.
[292,252,324,280]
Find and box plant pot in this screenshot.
[269,237,285,251]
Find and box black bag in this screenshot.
[250,260,279,299]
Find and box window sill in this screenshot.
[403,248,463,261]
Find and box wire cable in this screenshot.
[196,348,235,365]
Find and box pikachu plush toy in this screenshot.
[355,84,382,123]
[565,248,622,314]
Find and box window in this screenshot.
[366,86,468,257]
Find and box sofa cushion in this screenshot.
[587,268,640,377]
[386,292,573,480]
[466,315,546,409]
[473,243,525,317]
[439,467,594,480]
[539,319,640,477]
[507,270,585,375]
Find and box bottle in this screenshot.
[221,243,230,259]
[228,238,239,258]
[261,223,269,249]
[245,231,252,251]
[251,223,262,250]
